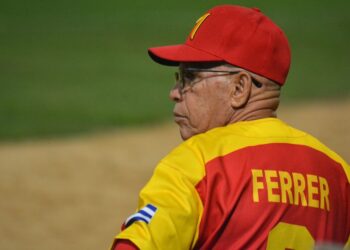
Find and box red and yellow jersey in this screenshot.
[113,118,350,249]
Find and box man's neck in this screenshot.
[228,87,280,124]
[229,109,277,124]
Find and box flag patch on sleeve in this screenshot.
[124,204,157,228]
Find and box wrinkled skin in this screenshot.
[169,62,281,140]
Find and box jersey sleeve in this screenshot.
[113,240,138,250]
[113,143,205,250]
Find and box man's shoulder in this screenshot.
[195,118,307,141]
[185,118,307,158]
[160,118,349,184]
[175,117,346,164]
[165,118,302,157]
[161,118,301,167]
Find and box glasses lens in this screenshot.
[183,71,196,82]
[175,72,179,82]
[174,72,183,88]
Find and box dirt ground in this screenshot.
[0,100,349,250]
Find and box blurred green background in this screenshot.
[1,0,349,140]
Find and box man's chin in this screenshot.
[178,126,196,141]
[180,132,189,141]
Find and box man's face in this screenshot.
[169,63,234,140]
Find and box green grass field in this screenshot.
[1,0,349,140]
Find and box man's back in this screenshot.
[116,118,350,249]
[192,118,349,249]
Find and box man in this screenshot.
[112,5,350,249]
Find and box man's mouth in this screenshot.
[173,112,187,124]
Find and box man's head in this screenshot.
[148,5,290,140]
[170,62,281,140]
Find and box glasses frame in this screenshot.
[175,68,262,93]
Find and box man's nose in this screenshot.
[169,86,182,102]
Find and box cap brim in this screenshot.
[148,44,223,66]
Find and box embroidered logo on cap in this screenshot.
[190,13,210,40]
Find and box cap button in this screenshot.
[251,7,261,12]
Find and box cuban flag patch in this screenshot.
[123,204,157,228]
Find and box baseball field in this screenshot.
[0,100,349,250]
[0,0,349,249]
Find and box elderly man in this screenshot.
[112,5,350,249]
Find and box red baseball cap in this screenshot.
[148,5,291,85]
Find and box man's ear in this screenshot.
[230,72,252,108]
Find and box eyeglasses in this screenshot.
[174,68,262,93]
